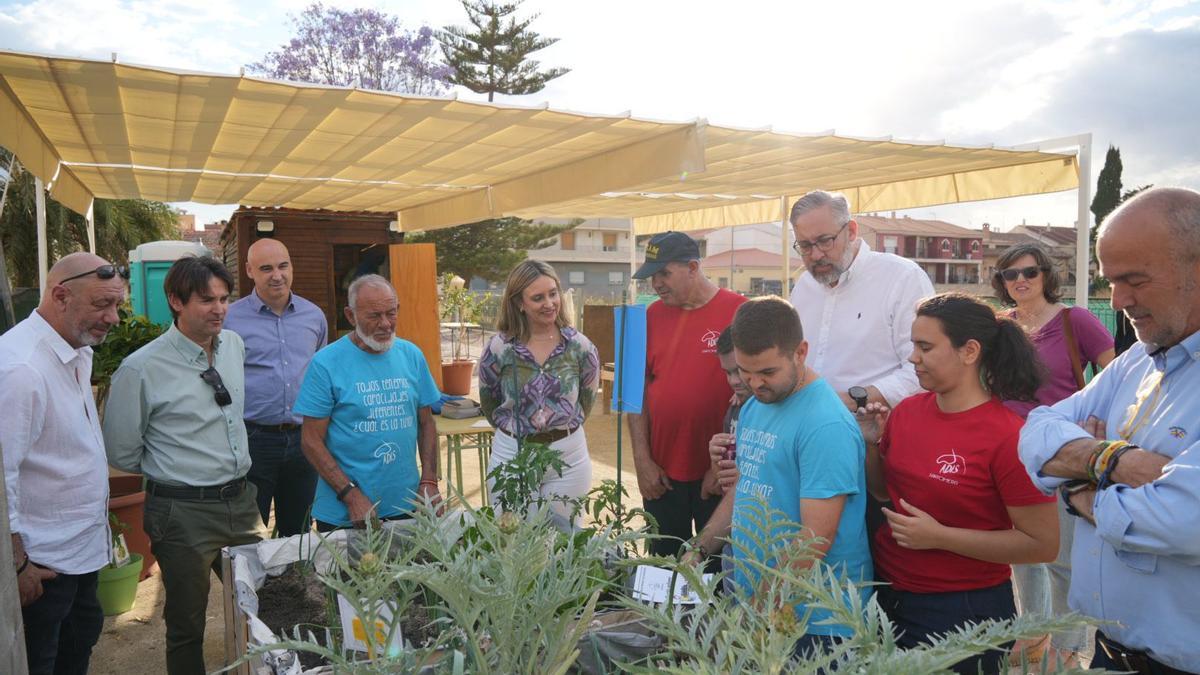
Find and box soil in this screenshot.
[255,563,332,670]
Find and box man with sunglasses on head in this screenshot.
[2,252,125,675]
[103,255,261,675]
[788,190,933,413]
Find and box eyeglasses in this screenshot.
[997,265,1045,282]
[792,222,849,255]
[59,265,130,284]
[200,367,233,407]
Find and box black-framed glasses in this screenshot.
[200,367,233,407]
[997,265,1046,282]
[792,222,849,255]
[59,265,130,284]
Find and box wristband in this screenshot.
[1087,441,1111,483]
[1092,440,1129,479]
[1098,444,1137,490]
[336,480,359,502]
[15,553,30,575]
[418,479,439,488]
[1060,480,1092,518]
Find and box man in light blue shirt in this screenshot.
[104,255,261,675]
[295,274,441,530]
[225,238,327,535]
[1019,187,1200,673]
[691,296,872,653]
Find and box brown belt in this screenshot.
[523,426,577,445]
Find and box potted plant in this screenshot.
[439,273,489,396]
[94,304,164,579]
[96,513,144,616]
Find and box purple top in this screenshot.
[225,290,328,425]
[1004,307,1114,418]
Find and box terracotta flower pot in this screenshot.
[441,359,475,396]
[108,475,156,580]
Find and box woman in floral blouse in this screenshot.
[479,260,600,524]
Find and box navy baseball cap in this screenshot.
[633,231,701,279]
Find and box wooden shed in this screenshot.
[219,207,444,388]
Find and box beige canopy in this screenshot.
[0,49,1091,302]
[1,50,1077,233]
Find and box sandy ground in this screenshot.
[88,395,638,674]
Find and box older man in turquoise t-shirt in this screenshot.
[294,275,441,530]
[693,296,872,651]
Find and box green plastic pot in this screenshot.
[97,553,143,616]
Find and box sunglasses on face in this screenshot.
[59,265,130,284]
[997,265,1045,282]
[200,367,233,407]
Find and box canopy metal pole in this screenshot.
[1010,133,1092,308]
[780,196,790,295]
[86,202,96,253]
[1074,134,1093,308]
[35,176,48,292]
[628,219,637,300]
[728,226,734,290]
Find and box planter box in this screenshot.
[222,518,465,675]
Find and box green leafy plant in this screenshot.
[91,304,165,405]
[578,479,658,556]
[486,439,568,516]
[106,512,131,568]
[620,499,1094,674]
[440,272,491,361]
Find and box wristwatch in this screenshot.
[848,386,869,410]
[336,479,359,502]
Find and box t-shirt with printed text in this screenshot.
[294,335,440,526]
[874,392,1055,593]
[645,288,746,481]
[730,379,873,637]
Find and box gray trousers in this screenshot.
[144,485,261,675]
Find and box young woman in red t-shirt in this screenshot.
[858,293,1059,675]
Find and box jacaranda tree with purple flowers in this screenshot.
[248,3,452,95]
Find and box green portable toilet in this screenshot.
[130,241,211,326]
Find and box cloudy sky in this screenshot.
[1,0,1197,230]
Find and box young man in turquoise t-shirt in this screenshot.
[694,296,873,650]
[294,275,441,530]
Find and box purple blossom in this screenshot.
[248,3,452,95]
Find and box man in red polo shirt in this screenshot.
[629,231,746,557]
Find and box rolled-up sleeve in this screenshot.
[873,267,932,406]
[1092,447,1200,560]
[1019,357,1125,493]
[0,364,44,534]
[102,363,150,474]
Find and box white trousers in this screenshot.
[488,427,592,527]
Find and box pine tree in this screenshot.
[405,216,574,283]
[440,0,569,102]
[1090,146,1123,241]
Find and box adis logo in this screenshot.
[935,449,966,475]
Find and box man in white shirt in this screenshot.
[1,252,127,675]
[788,190,933,411]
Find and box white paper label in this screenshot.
[336,593,403,655]
[631,564,711,605]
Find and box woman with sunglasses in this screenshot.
[858,293,1058,675]
[992,243,1114,666]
